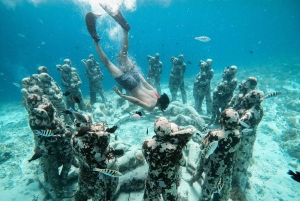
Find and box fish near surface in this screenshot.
[195,36,211,42]
[93,168,122,177]
[205,141,218,158]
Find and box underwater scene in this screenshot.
[0,0,299,200]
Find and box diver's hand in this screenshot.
[113,86,123,97]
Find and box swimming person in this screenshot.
[85,7,169,112]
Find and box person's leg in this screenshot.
[94,41,123,78]
[180,80,187,104]
[206,87,212,115]
[119,29,134,71]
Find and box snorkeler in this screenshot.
[85,5,169,112]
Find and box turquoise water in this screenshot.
[0,0,299,200]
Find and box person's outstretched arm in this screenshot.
[113,86,153,111]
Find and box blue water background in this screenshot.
[0,0,299,102]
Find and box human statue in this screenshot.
[142,117,193,200]
[187,109,241,201]
[193,59,214,115]
[209,66,238,125]
[146,53,162,95]
[82,54,107,105]
[71,115,123,201]
[169,54,187,104]
[26,94,75,198]
[232,90,264,192]
[227,76,258,109]
[36,68,73,125]
[56,59,86,111]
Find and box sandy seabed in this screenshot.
[0,63,299,201]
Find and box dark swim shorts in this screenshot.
[115,68,141,91]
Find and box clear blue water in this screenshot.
[0,0,299,102]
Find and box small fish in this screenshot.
[63,91,70,96]
[28,148,44,162]
[146,127,149,135]
[249,50,253,54]
[0,72,3,75]
[264,91,281,99]
[131,113,141,119]
[205,141,218,159]
[18,33,25,38]
[287,170,300,183]
[136,111,142,117]
[63,110,72,115]
[216,177,223,194]
[187,61,192,64]
[93,168,123,177]
[41,41,45,45]
[106,125,118,133]
[34,129,54,137]
[12,82,21,87]
[195,36,211,42]
[112,149,124,156]
[242,128,253,133]
[239,121,250,128]
[67,107,88,123]
[72,96,80,103]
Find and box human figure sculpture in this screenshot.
[146,53,162,95]
[209,66,238,125]
[82,54,107,105]
[35,72,73,125]
[232,90,264,192]
[169,54,187,104]
[71,115,123,201]
[56,59,86,111]
[142,117,193,200]
[188,109,241,201]
[37,66,50,74]
[26,94,74,198]
[227,77,258,109]
[193,59,214,115]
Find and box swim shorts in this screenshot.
[115,68,141,91]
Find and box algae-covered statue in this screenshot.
[188,109,241,201]
[36,70,73,125]
[142,117,193,200]
[232,90,264,192]
[56,59,86,111]
[193,59,214,115]
[146,53,162,95]
[227,76,258,109]
[26,94,75,198]
[82,54,107,105]
[209,66,238,125]
[169,54,187,104]
[71,114,123,201]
